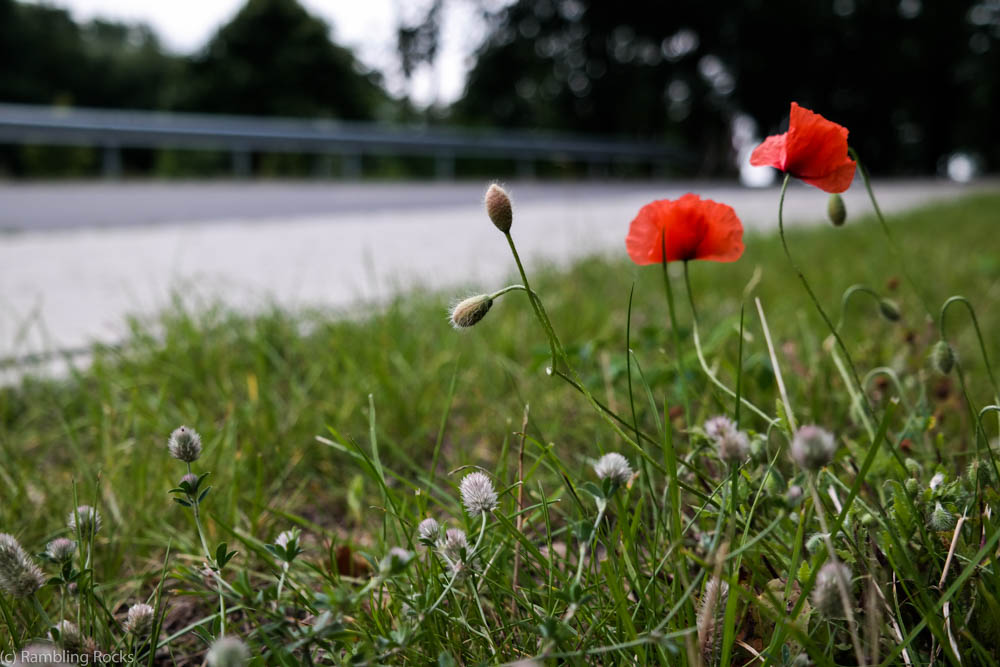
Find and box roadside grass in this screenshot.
[0,190,998,664]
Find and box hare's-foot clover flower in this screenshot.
[0,533,46,598]
[206,636,250,667]
[124,603,155,636]
[45,538,76,564]
[704,415,737,441]
[593,452,633,486]
[168,425,202,463]
[417,518,441,545]
[436,528,468,563]
[812,561,853,618]
[790,425,837,471]
[68,505,102,540]
[460,471,498,514]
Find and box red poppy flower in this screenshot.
[750,102,856,193]
[626,193,744,265]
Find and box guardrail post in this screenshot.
[101,144,122,179]
[232,148,252,178]
[434,152,455,180]
[342,153,362,179]
[516,158,535,179]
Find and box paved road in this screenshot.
[0,178,993,371]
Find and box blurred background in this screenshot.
[2,0,998,181]
[1,0,998,368]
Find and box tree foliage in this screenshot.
[452,0,1000,173]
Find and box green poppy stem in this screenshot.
[776,174,868,413]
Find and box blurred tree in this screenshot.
[454,0,1000,174]
[176,0,390,119]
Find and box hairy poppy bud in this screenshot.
[812,561,853,619]
[930,340,955,374]
[878,298,901,322]
[827,193,846,226]
[449,295,493,329]
[790,425,837,471]
[485,183,513,233]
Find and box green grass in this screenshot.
[1,190,999,664]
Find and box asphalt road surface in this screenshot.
[0,178,992,371]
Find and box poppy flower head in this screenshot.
[626,193,744,265]
[750,102,857,193]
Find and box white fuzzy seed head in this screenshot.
[460,471,498,514]
[930,472,945,490]
[206,636,250,667]
[417,518,441,544]
[67,505,102,540]
[812,561,853,619]
[46,538,77,564]
[436,528,468,563]
[594,452,633,486]
[51,620,87,654]
[0,533,46,598]
[124,603,155,636]
[704,415,737,442]
[275,529,299,550]
[790,425,837,471]
[9,643,70,665]
[168,425,202,462]
[449,294,493,329]
[717,430,751,466]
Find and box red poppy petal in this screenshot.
[785,102,854,186]
[749,133,788,170]
[693,199,745,262]
[626,200,667,265]
[800,159,857,193]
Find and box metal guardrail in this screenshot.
[0,102,692,178]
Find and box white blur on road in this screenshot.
[0,178,993,364]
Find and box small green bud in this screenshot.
[484,183,513,233]
[930,340,955,374]
[827,193,846,227]
[905,478,919,495]
[859,512,875,526]
[878,298,901,322]
[904,458,922,477]
[928,502,956,532]
[805,533,827,555]
[449,295,493,329]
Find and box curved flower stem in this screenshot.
[504,232,562,367]
[939,296,1000,399]
[836,284,883,333]
[681,261,777,427]
[807,476,866,667]
[776,174,868,413]
[849,147,933,318]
